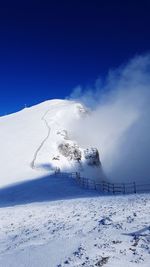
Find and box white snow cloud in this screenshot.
[69,54,150,183]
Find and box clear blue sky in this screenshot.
[0,0,150,115]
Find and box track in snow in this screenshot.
[31,110,51,169]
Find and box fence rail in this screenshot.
[55,170,150,194]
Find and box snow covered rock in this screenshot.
[56,130,69,140]
[58,142,82,162]
[84,148,101,167]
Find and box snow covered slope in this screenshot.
[0,99,150,267]
[0,99,102,187]
[0,191,149,267]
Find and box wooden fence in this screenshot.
[55,171,150,194]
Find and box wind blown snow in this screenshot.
[69,54,150,183]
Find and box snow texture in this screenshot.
[0,180,149,267]
[0,99,150,267]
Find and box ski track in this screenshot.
[31,110,51,169]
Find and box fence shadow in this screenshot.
[0,173,99,208]
[1,171,149,208]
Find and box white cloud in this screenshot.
[69,53,150,183]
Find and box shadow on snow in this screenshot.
[0,173,99,208]
[123,226,150,237]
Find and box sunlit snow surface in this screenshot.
[0,186,150,267]
[0,99,92,187]
[0,100,150,266]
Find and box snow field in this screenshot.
[0,194,149,267]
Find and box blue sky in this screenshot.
[0,0,150,115]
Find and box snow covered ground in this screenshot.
[0,99,102,188]
[0,100,150,266]
[0,173,150,267]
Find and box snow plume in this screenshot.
[69,54,150,183]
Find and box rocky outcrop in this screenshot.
[57,141,101,167]
[84,148,101,166]
[58,142,82,162]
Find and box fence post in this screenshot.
[133,182,136,193]
[102,181,105,192]
[113,184,115,194]
[123,183,125,194]
[85,178,88,189]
